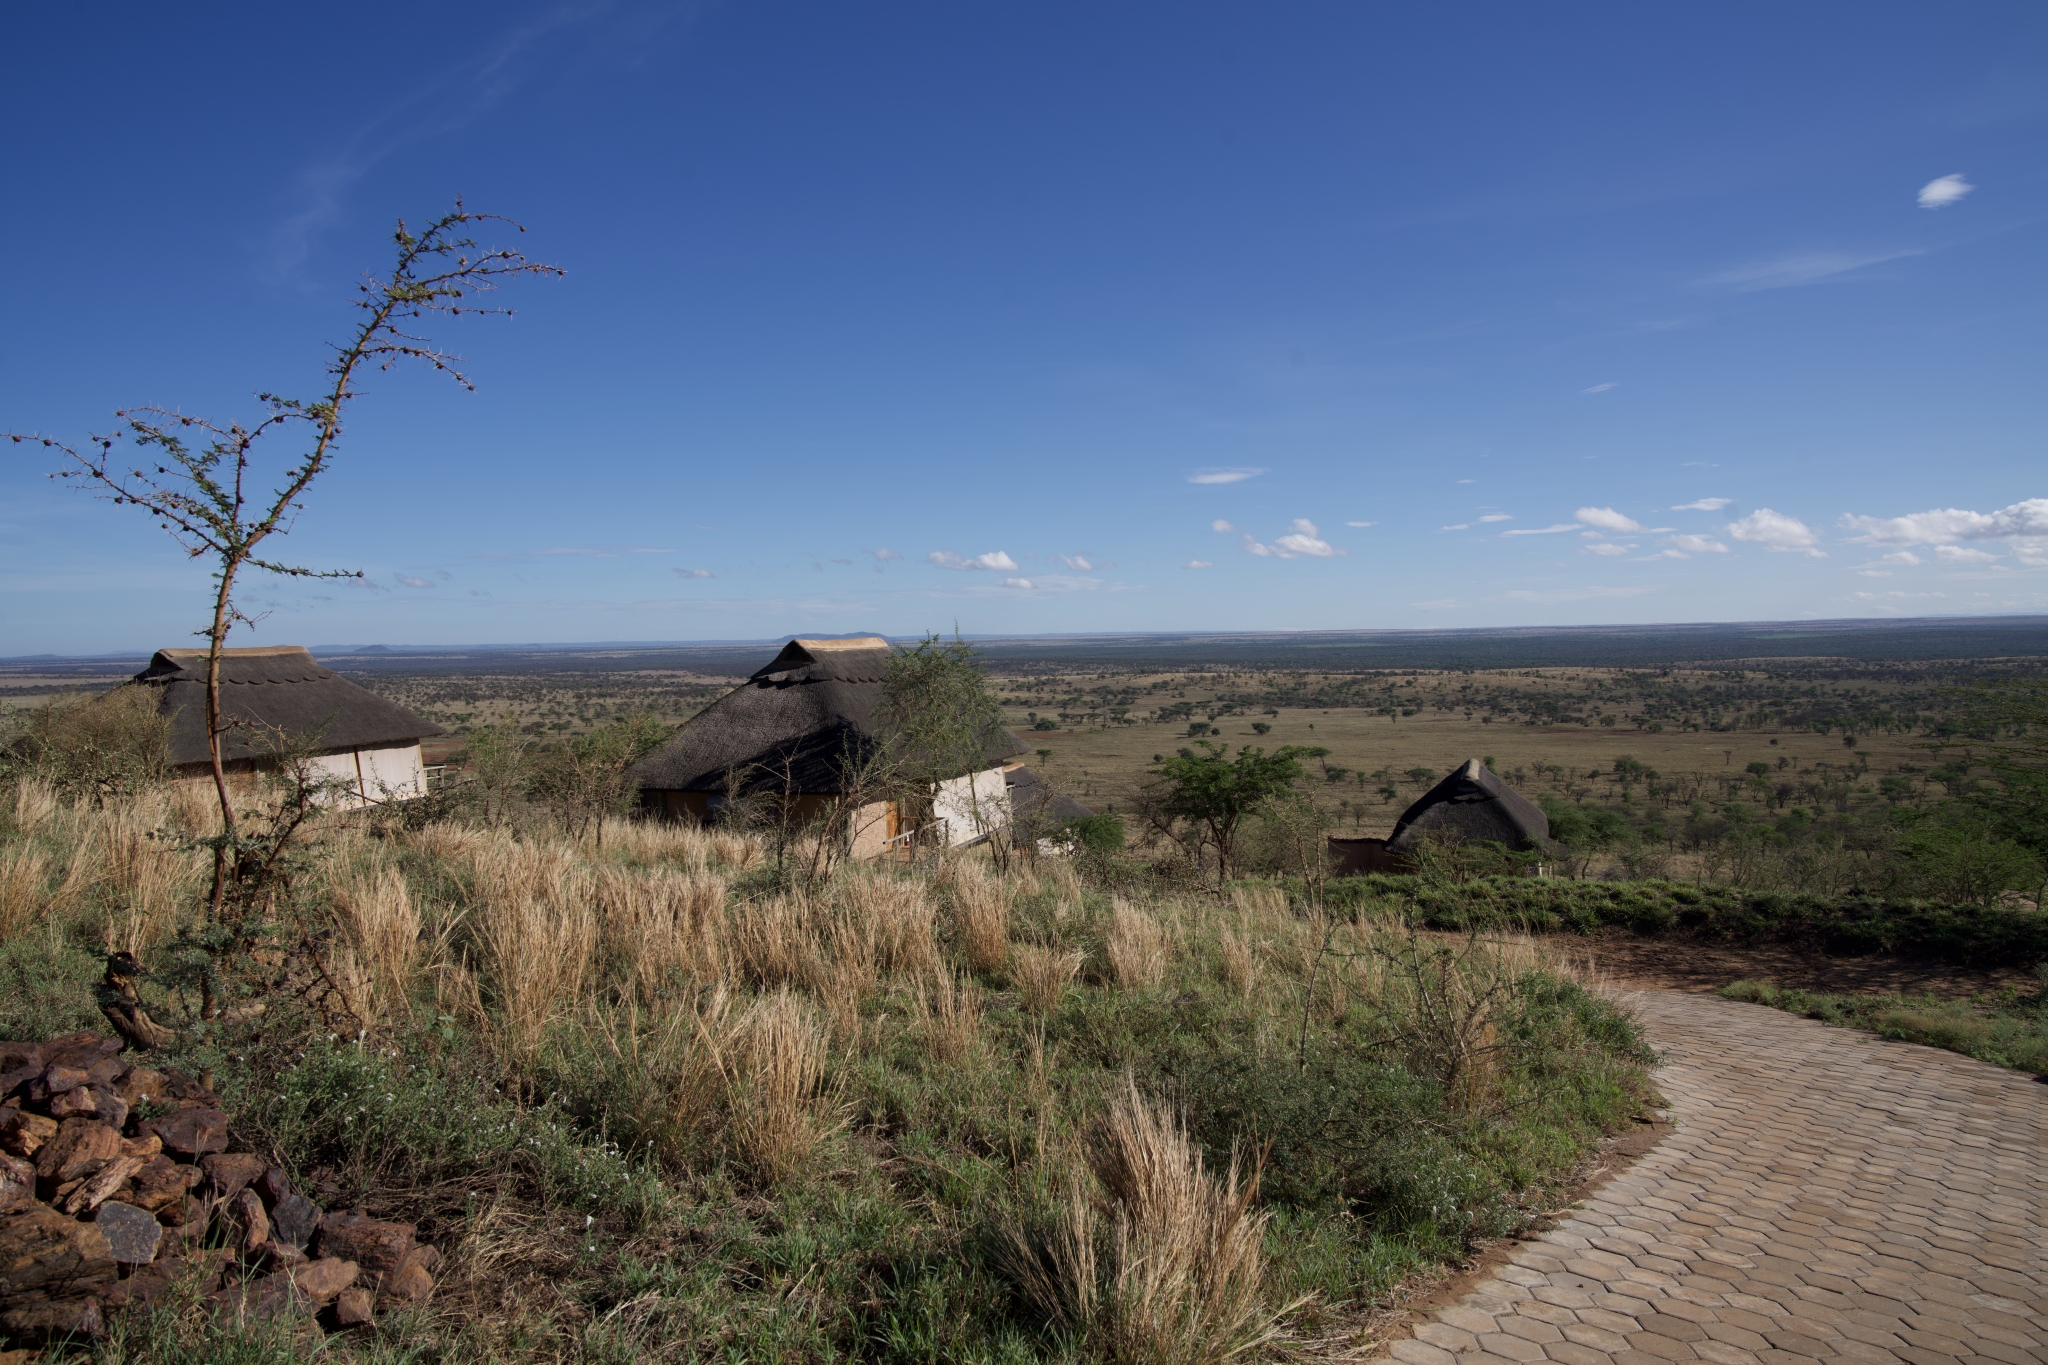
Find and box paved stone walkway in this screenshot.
[1386,991,2048,1365]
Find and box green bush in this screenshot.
[1299,874,2048,967]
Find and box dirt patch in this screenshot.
[1567,929,2032,998]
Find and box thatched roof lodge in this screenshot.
[1330,759,1552,875]
[1386,758,1551,856]
[629,637,1030,856]
[136,647,444,806]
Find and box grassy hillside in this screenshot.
[0,781,1654,1362]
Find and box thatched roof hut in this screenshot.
[629,637,1026,852]
[134,647,443,804]
[1385,759,1551,855]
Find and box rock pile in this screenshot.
[0,1031,437,1347]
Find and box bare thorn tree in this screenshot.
[9,203,561,918]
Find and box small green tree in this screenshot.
[530,714,670,847]
[1147,741,1324,883]
[877,632,1012,851]
[5,687,169,805]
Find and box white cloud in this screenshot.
[1000,577,1035,589]
[1503,586,1656,604]
[1188,468,1265,485]
[1839,499,2048,546]
[1501,523,1578,537]
[1440,523,1471,532]
[1669,534,1730,555]
[1211,519,1235,533]
[1057,553,1114,571]
[1858,569,1892,578]
[1851,590,1947,601]
[1345,520,1377,528]
[1875,551,1922,566]
[1183,559,1213,570]
[1576,506,1647,534]
[395,574,434,588]
[1917,174,1973,209]
[1672,498,1731,511]
[673,567,714,579]
[1456,478,1475,484]
[1728,508,1824,555]
[1479,514,1513,523]
[1582,382,1617,394]
[865,547,903,563]
[1583,543,1631,557]
[928,550,1019,571]
[1711,249,1919,291]
[1935,545,1999,564]
[1243,519,1342,559]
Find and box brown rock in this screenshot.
[40,1032,119,1070]
[143,1107,228,1158]
[0,1043,41,1073]
[378,1246,436,1305]
[112,1067,168,1108]
[228,1188,270,1254]
[122,1154,199,1213]
[58,1153,145,1215]
[46,1085,99,1120]
[286,1255,357,1306]
[314,1211,415,1277]
[331,1284,374,1325]
[34,1118,121,1184]
[251,1239,307,1270]
[201,1153,268,1200]
[0,1153,31,1216]
[0,1111,57,1160]
[0,1291,104,1343]
[0,1066,40,1102]
[89,1092,129,1131]
[269,1192,321,1250]
[95,1199,162,1265]
[84,1056,122,1089]
[0,1204,116,1297]
[256,1166,291,1208]
[118,1133,162,1160]
[41,1064,90,1095]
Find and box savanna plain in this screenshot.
[0,633,2044,1363]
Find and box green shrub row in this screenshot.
[1292,875,2048,966]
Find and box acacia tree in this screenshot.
[11,204,559,916]
[1147,741,1324,884]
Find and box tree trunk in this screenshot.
[204,574,240,925]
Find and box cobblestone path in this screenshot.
[1385,990,2047,1365]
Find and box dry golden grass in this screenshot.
[914,968,982,1065]
[841,873,943,981]
[720,988,837,1183]
[0,845,50,939]
[594,865,727,1004]
[1105,899,1169,991]
[1010,1078,1280,1365]
[470,840,598,1063]
[951,874,1013,976]
[331,864,423,1021]
[1012,941,1084,1014]
[1215,926,1255,998]
[10,779,57,836]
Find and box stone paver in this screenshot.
[1377,991,2048,1364]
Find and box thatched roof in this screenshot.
[1004,765,1093,828]
[1386,759,1551,854]
[628,637,1025,796]
[135,647,444,767]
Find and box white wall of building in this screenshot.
[932,767,1011,847]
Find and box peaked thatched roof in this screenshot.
[1386,759,1551,853]
[628,637,1026,796]
[1004,765,1093,828]
[135,647,444,767]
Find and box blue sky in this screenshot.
[3,2,2045,654]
